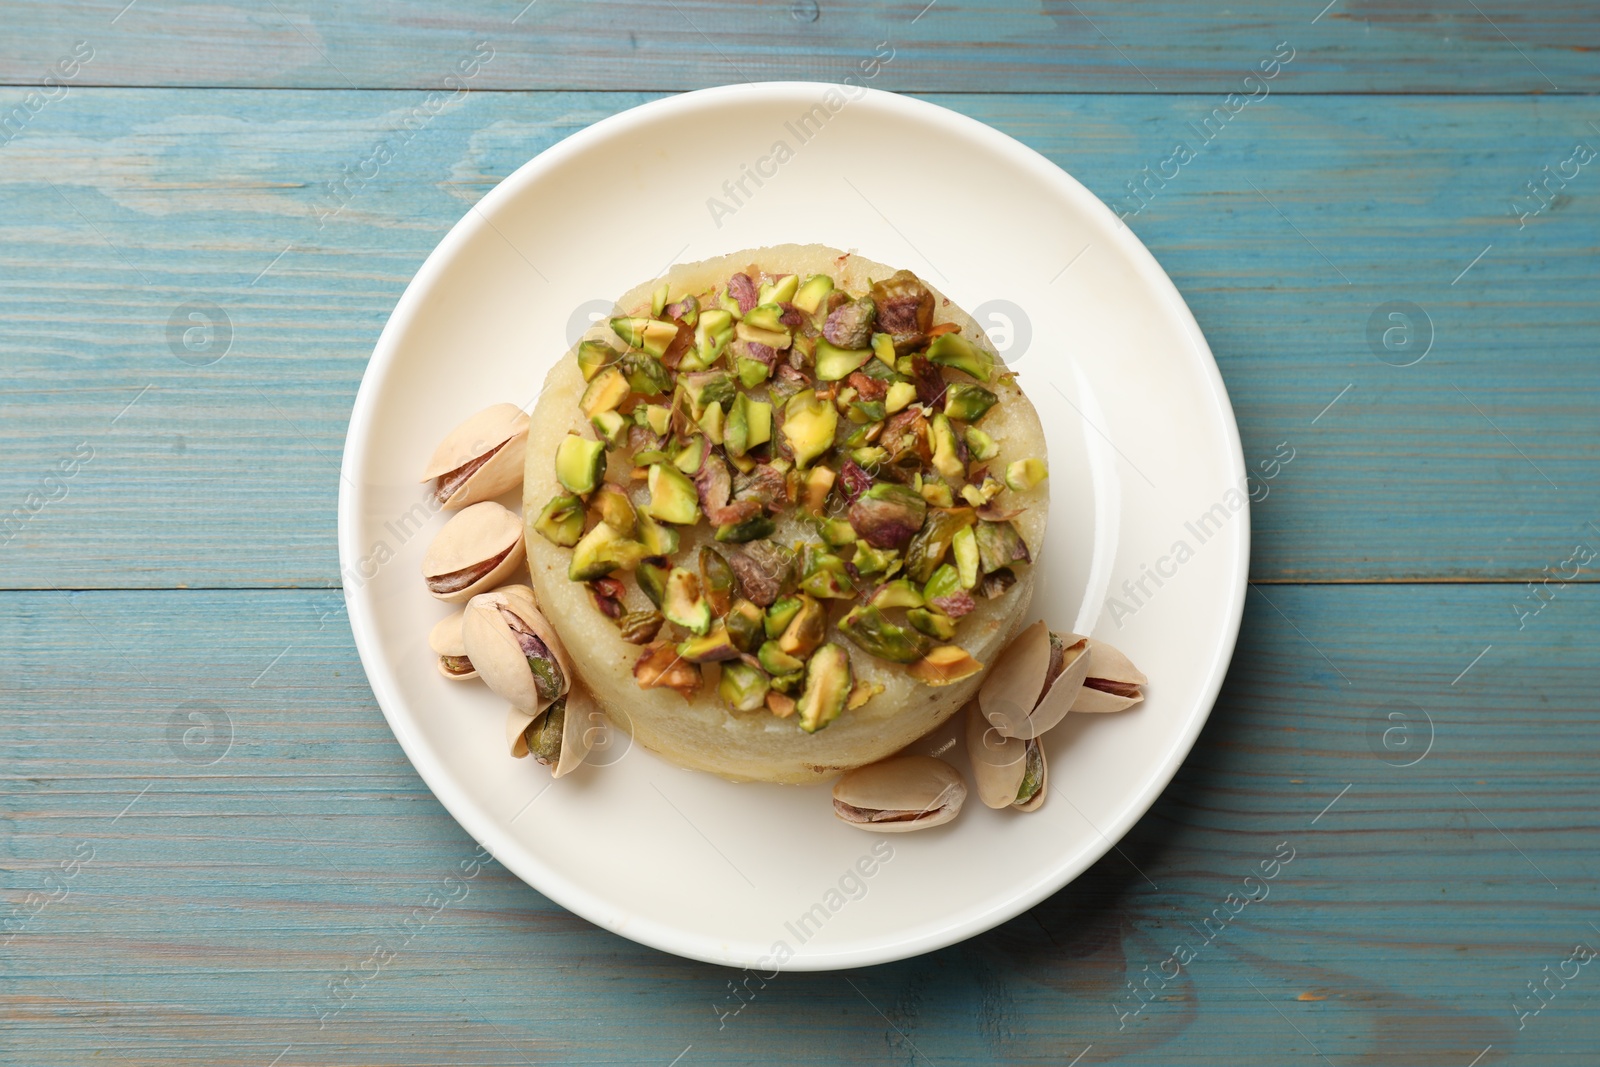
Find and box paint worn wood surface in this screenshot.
[3,5,1600,1066]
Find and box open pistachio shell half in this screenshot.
[421,501,526,603]
[507,705,545,758]
[978,621,1090,739]
[832,755,967,833]
[507,686,597,778]
[421,403,531,509]
[1069,637,1148,713]
[965,702,1047,811]
[428,612,477,680]
[461,584,574,714]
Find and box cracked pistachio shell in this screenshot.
[1069,637,1148,713]
[461,584,573,714]
[427,611,477,681]
[421,502,526,603]
[978,622,1090,739]
[421,403,531,509]
[832,756,966,833]
[965,703,1026,809]
[507,705,545,759]
[548,684,598,779]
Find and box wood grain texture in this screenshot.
[0,1,1596,93]
[2,90,1597,587]
[3,585,1596,1065]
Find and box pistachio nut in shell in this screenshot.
[427,611,477,681]
[421,502,526,603]
[529,684,599,778]
[978,622,1090,739]
[421,403,531,509]
[965,703,1046,811]
[462,585,574,714]
[832,755,967,833]
[1069,637,1148,713]
[507,705,544,759]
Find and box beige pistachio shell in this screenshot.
[979,623,1089,739]
[1014,741,1047,812]
[547,684,598,779]
[507,706,544,758]
[1070,637,1148,713]
[966,703,1026,809]
[427,612,477,680]
[461,585,574,714]
[421,501,525,603]
[421,403,531,509]
[832,755,966,833]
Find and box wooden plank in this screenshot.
[1,1,1596,93]
[3,584,1596,1064]
[1,90,1597,587]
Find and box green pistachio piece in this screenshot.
[725,393,771,458]
[693,308,736,366]
[814,339,873,382]
[919,480,954,508]
[1016,740,1045,805]
[792,274,834,315]
[869,578,924,610]
[929,413,965,482]
[643,404,671,436]
[636,556,671,608]
[697,401,725,445]
[943,383,999,423]
[611,316,679,357]
[724,599,765,653]
[646,463,701,524]
[667,293,699,327]
[555,433,606,496]
[777,595,827,657]
[591,483,637,538]
[951,525,980,588]
[699,545,736,617]
[847,400,886,425]
[672,436,706,475]
[758,639,806,676]
[1006,458,1048,491]
[974,519,1031,574]
[621,352,673,397]
[922,563,962,604]
[719,659,772,712]
[617,609,664,644]
[799,548,856,599]
[849,446,888,468]
[904,506,977,584]
[662,566,712,635]
[682,371,737,419]
[651,281,670,318]
[907,607,958,641]
[735,321,791,350]
[533,492,584,547]
[759,274,800,305]
[871,332,898,369]
[764,596,803,640]
[838,604,933,664]
[636,511,679,556]
[926,332,994,382]
[852,542,900,577]
[568,522,648,581]
[820,517,857,547]
[590,410,628,448]
[677,622,740,663]
[714,513,777,543]
[577,339,620,382]
[743,303,787,332]
[736,357,772,389]
[796,644,852,734]
[964,426,999,462]
[883,379,921,412]
[782,392,839,470]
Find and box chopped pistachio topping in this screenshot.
[555,262,1037,731]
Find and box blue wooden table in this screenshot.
[4,4,1598,1064]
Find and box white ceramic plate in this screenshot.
[339,83,1248,970]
